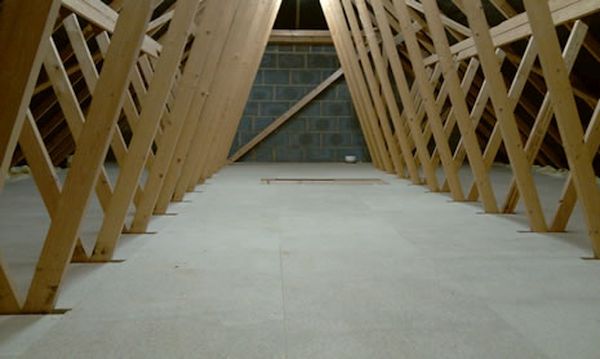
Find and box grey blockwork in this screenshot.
[231,44,369,162]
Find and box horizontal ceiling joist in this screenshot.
[269,30,333,44]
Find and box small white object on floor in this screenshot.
[344,155,357,163]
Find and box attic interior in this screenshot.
[1,0,600,357]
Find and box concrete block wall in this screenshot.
[230,44,370,162]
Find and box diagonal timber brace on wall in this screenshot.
[229,69,345,163]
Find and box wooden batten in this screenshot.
[91,0,202,261]
[23,0,154,313]
[151,0,242,215]
[269,30,333,44]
